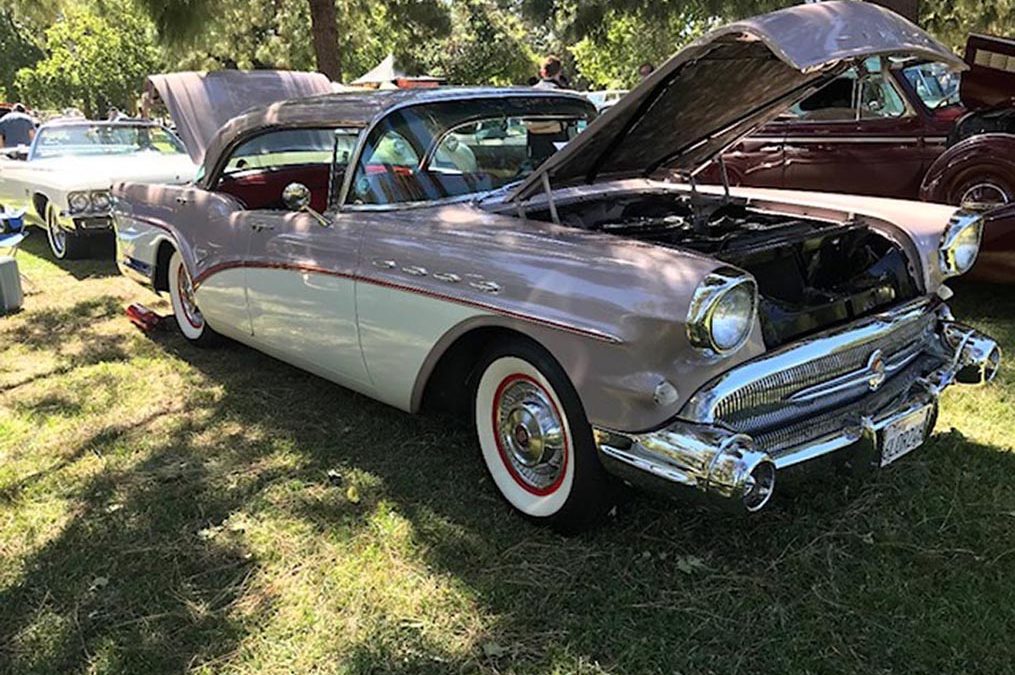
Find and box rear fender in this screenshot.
[921,133,1015,204]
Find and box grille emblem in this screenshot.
[867,349,886,391]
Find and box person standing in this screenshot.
[533,56,568,90]
[0,103,37,148]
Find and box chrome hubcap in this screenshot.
[495,378,565,490]
[961,182,1011,209]
[177,265,203,327]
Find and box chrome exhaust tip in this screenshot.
[741,458,777,513]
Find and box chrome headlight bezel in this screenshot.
[67,191,91,214]
[939,211,983,278]
[687,268,758,355]
[90,190,112,212]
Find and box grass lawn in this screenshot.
[2,232,1014,674]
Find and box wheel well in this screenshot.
[32,193,48,220]
[153,240,176,292]
[420,326,541,417]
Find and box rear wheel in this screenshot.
[168,250,220,346]
[951,173,1013,210]
[45,202,87,259]
[474,339,615,533]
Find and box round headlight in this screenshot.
[939,212,983,278]
[687,269,757,355]
[68,192,90,213]
[91,190,111,211]
[711,283,755,351]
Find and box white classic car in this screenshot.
[0,119,195,259]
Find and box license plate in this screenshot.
[880,406,932,467]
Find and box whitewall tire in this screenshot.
[474,340,615,532]
[168,250,220,346]
[45,202,86,259]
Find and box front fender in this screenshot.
[920,133,1015,204]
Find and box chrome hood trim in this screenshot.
[509,1,964,203]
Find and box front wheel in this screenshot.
[474,339,615,533]
[45,202,87,259]
[168,250,220,346]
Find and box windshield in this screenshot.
[32,123,186,159]
[349,97,594,206]
[902,62,961,109]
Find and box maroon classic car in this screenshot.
[702,33,1015,281]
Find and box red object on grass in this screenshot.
[126,303,165,332]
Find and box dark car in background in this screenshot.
[700,34,1015,282]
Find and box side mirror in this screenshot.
[282,182,312,211]
[282,181,330,227]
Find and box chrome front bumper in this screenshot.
[595,307,1000,513]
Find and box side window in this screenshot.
[216,128,359,212]
[362,130,420,168]
[787,57,907,122]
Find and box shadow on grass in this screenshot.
[22,227,120,281]
[3,312,1015,673]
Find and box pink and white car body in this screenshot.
[113,2,1000,518]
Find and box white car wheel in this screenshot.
[474,341,616,532]
[45,203,69,259]
[168,250,216,344]
[476,355,576,518]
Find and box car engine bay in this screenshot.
[533,192,921,347]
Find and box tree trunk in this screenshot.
[307,0,341,81]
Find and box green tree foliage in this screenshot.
[134,0,451,81]
[570,9,717,89]
[923,0,1015,51]
[0,9,44,100]
[415,0,537,85]
[15,0,162,117]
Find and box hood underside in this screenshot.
[147,70,333,164]
[510,1,964,203]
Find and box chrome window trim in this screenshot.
[337,91,596,209]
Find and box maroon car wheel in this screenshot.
[953,174,1013,210]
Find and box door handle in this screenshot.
[250,223,275,232]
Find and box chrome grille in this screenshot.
[753,354,940,455]
[699,308,937,434]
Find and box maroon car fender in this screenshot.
[920,133,1015,205]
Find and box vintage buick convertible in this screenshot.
[0,119,195,259]
[113,2,1000,531]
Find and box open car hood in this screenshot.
[961,34,1015,110]
[146,70,333,164]
[510,1,963,203]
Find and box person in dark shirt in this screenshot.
[0,103,37,148]
[533,55,567,90]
